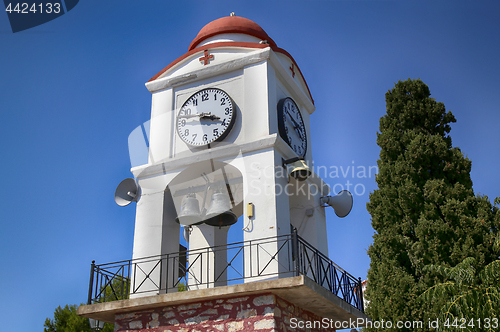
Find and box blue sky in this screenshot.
[1,1,499,330]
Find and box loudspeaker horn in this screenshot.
[320,190,353,218]
[114,178,140,206]
[289,159,311,181]
[282,157,311,181]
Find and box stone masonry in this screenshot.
[114,292,334,332]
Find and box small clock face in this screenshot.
[277,97,307,157]
[176,88,236,146]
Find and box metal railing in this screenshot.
[87,231,364,312]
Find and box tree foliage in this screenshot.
[365,79,500,331]
[44,278,128,331]
[44,304,114,332]
[421,257,500,331]
[421,233,500,330]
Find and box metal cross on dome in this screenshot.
[199,50,214,65]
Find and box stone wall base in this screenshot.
[114,292,334,332]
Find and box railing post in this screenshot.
[119,266,125,300]
[87,260,95,305]
[315,248,320,284]
[132,261,137,295]
[127,260,131,296]
[358,277,364,312]
[164,253,169,293]
[159,255,163,293]
[291,228,299,276]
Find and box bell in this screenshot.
[203,190,237,227]
[175,193,202,226]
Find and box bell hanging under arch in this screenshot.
[175,193,202,226]
[203,190,237,227]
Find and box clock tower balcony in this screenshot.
[78,229,368,330]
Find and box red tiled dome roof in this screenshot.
[188,15,277,51]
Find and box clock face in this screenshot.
[176,88,236,146]
[277,97,307,157]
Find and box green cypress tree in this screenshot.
[365,79,500,331]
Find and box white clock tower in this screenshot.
[127,14,336,294]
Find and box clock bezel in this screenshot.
[277,97,307,158]
[176,88,236,147]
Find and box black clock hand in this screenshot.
[199,112,220,120]
[285,112,304,140]
[294,127,304,141]
[179,112,220,121]
[285,111,301,128]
